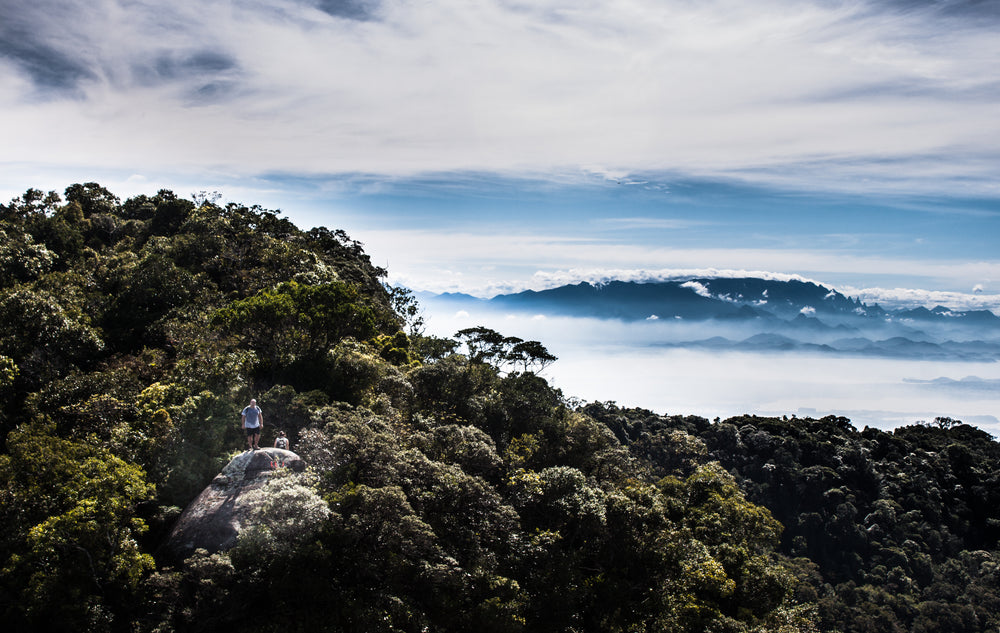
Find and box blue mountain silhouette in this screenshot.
[425,278,1000,361]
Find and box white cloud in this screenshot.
[680,281,713,299]
[842,286,1000,313]
[548,347,1000,432]
[532,267,821,288]
[366,224,1000,297]
[800,306,816,315]
[1,0,998,196]
[420,307,1000,432]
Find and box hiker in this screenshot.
[274,430,289,450]
[242,398,263,450]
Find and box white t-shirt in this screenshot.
[242,405,262,428]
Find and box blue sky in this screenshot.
[2,0,999,308]
[270,172,1000,299]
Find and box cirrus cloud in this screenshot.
[1,0,998,197]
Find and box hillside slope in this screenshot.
[2,184,998,633]
[0,184,807,633]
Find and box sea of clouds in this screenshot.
[422,303,1000,435]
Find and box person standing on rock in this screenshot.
[274,430,289,450]
[242,398,263,450]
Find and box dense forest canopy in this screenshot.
[1,184,997,633]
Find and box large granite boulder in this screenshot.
[165,447,305,559]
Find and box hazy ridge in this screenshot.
[425,278,1000,363]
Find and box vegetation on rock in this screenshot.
[0,184,995,632]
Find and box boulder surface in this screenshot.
[165,447,305,559]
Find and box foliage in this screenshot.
[0,226,56,286]
[385,284,425,335]
[212,280,400,384]
[584,403,1000,633]
[231,470,332,559]
[455,326,557,373]
[0,182,884,632]
[0,427,155,632]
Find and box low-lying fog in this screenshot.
[422,306,1000,435]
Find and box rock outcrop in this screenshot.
[165,447,305,559]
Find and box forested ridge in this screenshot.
[1,184,997,633]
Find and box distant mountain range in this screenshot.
[666,333,1000,362]
[423,278,1000,362]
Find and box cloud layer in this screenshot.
[2,0,999,195]
[423,308,1000,432]
[360,220,1000,304]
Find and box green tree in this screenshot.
[212,280,396,382]
[64,182,120,218]
[0,227,56,286]
[1,188,62,223]
[456,326,509,365]
[385,284,425,335]
[0,286,104,390]
[507,339,557,373]
[96,246,204,352]
[0,428,155,631]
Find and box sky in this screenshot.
[2,0,999,305]
[3,0,1000,428]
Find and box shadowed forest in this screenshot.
[1,184,998,633]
